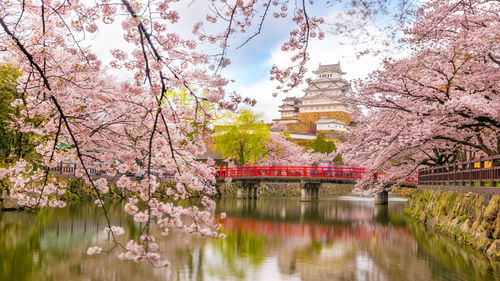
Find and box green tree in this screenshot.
[0,64,21,162]
[0,64,38,165]
[214,110,269,166]
[304,134,342,162]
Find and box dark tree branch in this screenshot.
[51,95,122,249]
[237,0,272,49]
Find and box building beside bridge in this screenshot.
[273,63,355,141]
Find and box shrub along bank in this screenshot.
[405,188,500,259]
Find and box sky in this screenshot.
[219,3,391,122]
[222,12,387,121]
[88,1,409,122]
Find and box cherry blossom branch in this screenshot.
[215,4,237,73]
[488,53,500,66]
[237,0,272,49]
[0,17,51,90]
[51,96,122,248]
[36,116,62,206]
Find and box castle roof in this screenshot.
[312,63,345,74]
[300,92,338,100]
[314,119,346,125]
[306,78,350,91]
[282,96,299,101]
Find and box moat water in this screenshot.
[1,196,499,281]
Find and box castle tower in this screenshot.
[277,97,300,121]
[273,63,354,140]
[297,63,353,124]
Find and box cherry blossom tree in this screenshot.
[341,0,500,194]
[0,0,340,267]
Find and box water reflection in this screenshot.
[0,197,499,281]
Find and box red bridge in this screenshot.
[216,166,417,203]
[216,166,417,183]
[218,166,367,180]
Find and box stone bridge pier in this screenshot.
[236,181,260,199]
[374,190,389,205]
[300,181,321,201]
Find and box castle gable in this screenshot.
[300,93,335,102]
[312,63,346,75]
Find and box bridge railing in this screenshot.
[418,155,500,187]
[217,166,368,179]
[216,166,400,181]
[216,166,418,183]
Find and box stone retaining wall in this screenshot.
[217,183,353,197]
[405,189,500,258]
[0,195,22,210]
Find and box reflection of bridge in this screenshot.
[220,217,412,243]
[216,198,407,226]
[216,166,417,203]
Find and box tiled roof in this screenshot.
[312,63,345,74]
[314,119,346,125]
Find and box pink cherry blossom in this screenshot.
[104,226,125,236]
[87,246,102,255]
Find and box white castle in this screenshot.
[274,63,354,137]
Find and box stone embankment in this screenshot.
[405,189,500,259]
[217,183,353,197]
[0,195,21,210]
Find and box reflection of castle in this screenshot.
[273,63,354,141]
